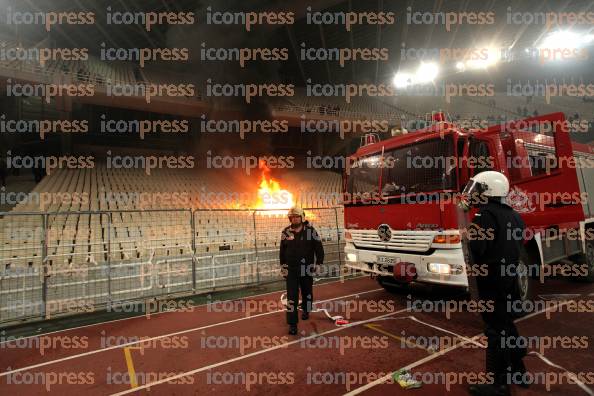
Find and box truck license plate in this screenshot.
[377,256,398,265]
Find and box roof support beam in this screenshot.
[285,25,307,85]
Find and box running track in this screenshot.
[1,276,593,395]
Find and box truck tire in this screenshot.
[510,249,534,319]
[573,239,594,282]
[516,249,532,303]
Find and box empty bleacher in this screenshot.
[269,89,405,125]
[0,39,202,105]
[272,89,594,131]
[284,170,342,208]
[0,166,345,323]
[0,166,343,269]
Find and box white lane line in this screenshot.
[0,276,365,345]
[407,316,486,348]
[0,287,382,378]
[528,352,594,396]
[343,300,572,395]
[528,351,594,396]
[109,306,413,396]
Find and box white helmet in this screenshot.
[287,206,305,218]
[463,171,510,198]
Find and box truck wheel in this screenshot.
[377,276,409,293]
[577,240,594,282]
[516,248,534,301]
[510,250,534,319]
[516,256,530,302]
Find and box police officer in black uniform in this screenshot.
[462,171,528,396]
[279,206,324,335]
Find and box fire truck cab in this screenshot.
[343,112,594,300]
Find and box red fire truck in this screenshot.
[343,112,594,300]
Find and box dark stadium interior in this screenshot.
[0,0,593,395]
[1,0,593,167]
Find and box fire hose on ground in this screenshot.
[278,285,594,395]
[279,275,350,326]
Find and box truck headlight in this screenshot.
[347,253,358,262]
[427,263,463,275]
[428,263,451,274]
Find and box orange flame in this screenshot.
[254,160,294,214]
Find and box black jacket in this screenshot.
[469,199,526,299]
[279,221,324,269]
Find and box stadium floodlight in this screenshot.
[392,62,439,88]
[392,72,413,88]
[415,62,439,83]
[464,47,500,70]
[537,30,591,49]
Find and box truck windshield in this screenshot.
[347,154,383,196]
[347,137,455,197]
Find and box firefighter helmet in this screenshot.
[287,206,305,218]
[463,171,510,198]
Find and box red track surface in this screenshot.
[1,276,593,395]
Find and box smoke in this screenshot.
[166,0,283,85]
[165,0,288,156]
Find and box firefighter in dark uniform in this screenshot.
[462,171,528,396]
[279,206,324,335]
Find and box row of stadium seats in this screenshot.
[0,167,343,268]
[43,57,140,86]
[271,90,405,124]
[11,167,342,212]
[271,88,593,127]
[283,171,342,208]
[2,37,589,124]
[0,38,30,71]
[0,37,199,98]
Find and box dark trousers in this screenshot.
[481,300,527,385]
[285,267,313,326]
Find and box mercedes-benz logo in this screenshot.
[377,224,392,242]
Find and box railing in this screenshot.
[0,207,345,327]
[270,102,404,124]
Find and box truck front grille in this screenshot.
[349,229,434,252]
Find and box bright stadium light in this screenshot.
[392,62,439,88]
[537,30,593,49]
[538,31,579,49]
[392,72,413,88]
[415,62,439,83]
[465,47,500,70]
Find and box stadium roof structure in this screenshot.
[2,0,594,87]
[278,0,594,85]
[1,0,197,49]
[1,0,343,50]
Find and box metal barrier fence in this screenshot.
[0,207,344,327]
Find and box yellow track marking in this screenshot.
[123,347,138,388]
